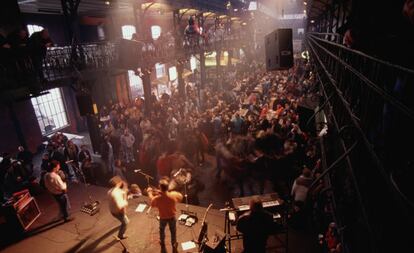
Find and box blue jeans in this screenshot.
[112,212,129,238]
[159,217,177,246]
[53,193,70,219]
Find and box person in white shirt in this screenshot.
[108,176,129,239]
[44,160,73,222]
[120,129,135,163]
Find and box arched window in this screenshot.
[151,25,161,40]
[121,25,136,40]
[27,24,44,36]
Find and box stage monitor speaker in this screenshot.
[204,229,226,253]
[76,94,94,116]
[265,28,294,71]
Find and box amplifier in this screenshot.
[4,190,41,232]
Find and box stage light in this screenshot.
[104,1,110,5]
[304,1,307,5]
[310,20,315,23]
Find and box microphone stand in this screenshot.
[135,170,154,188]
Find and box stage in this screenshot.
[0,184,246,253]
[0,155,320,253]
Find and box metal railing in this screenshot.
[1,29,246,98]
[307,32,414,253]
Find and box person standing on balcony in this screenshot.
[27,29,53,84]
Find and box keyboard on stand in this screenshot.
[232,193,282,212]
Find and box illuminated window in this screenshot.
[169,66,177,81]
[121,25,136,40]
[31,88,69,135]
[27,24,44,36]
[190,55,197,71]
[151,25,162,40]
[128,70,144,98]
[248,1,257,11]
[155,63,165,78]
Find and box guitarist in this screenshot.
[148,179,183,253]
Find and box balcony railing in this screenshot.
[307,32,414,253]
[1,30,246,98]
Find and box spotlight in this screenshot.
[304,1,307,5]
[310,20,315,23]
[104,1,110,5]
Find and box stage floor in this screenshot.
[1,148,319,253]
[1,184,248,253]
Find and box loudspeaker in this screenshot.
[76,94,94,116]
[118,39,143,70]
[265,28,293,71]
[204,230,226,253]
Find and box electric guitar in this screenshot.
[197,203,213,251]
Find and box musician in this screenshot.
[236,199,273,253]
[147,179,183,253]
[108,176,129,239]
[44,160,73,222]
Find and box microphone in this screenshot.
[134,169,141,173]
[173,168,183,177]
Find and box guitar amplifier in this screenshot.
[4,190,41,232]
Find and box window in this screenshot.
[168,66,177,81]
[27,24,44,36]
[31,88,69,135]
[190,55,197,71]
[155,63,165,78]
[151,25,162,40]
[248,1,257,11]
[121,25,136,40]
[128,70,144,98]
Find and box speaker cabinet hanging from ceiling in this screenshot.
[265,28,294,71]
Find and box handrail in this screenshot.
[308,33,414,74]
[307,34,414,120]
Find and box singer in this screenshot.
[147,179,183,253]
[108,176,129,239]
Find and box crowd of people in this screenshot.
[93,58,341,251]
[0,55,342,252]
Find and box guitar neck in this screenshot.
[201,204,213,224]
